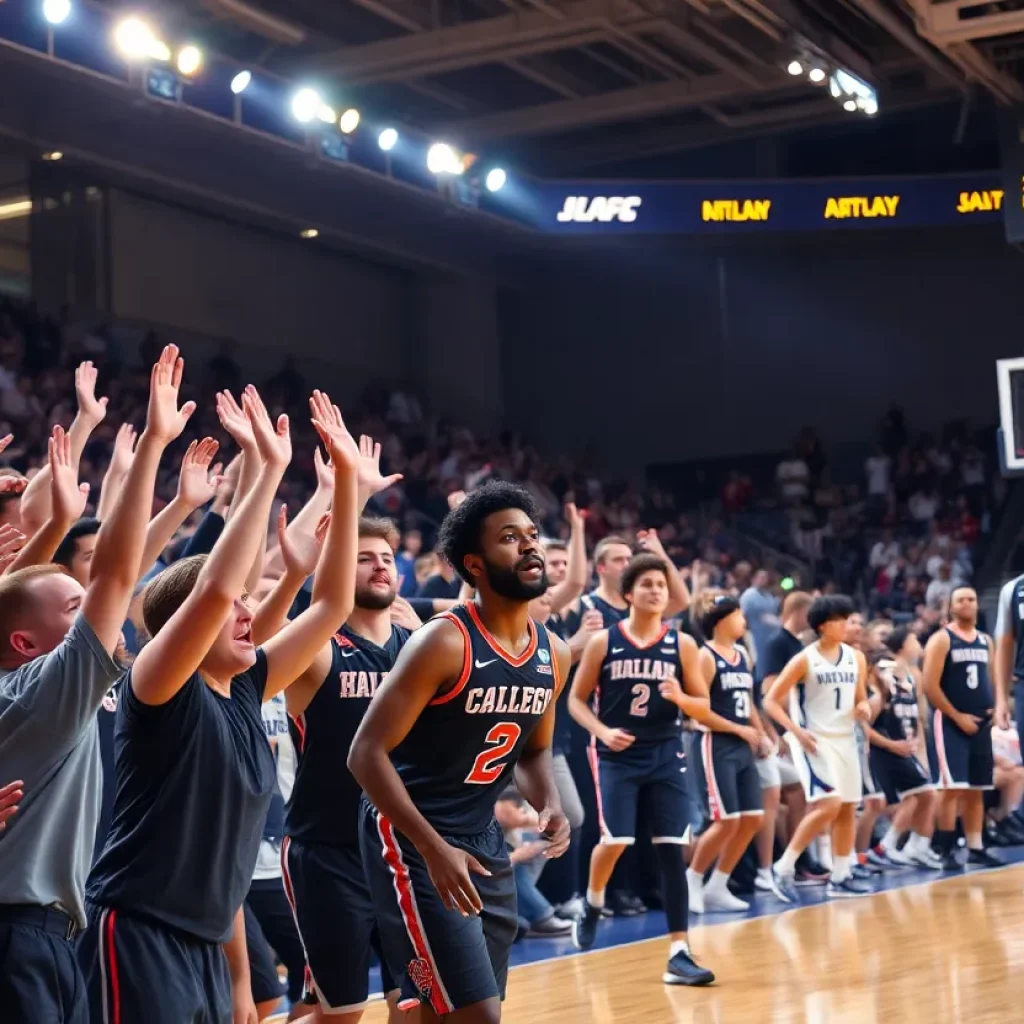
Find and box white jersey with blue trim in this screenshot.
[790,642,859,737]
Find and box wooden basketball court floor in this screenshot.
[353,860,1024,1024]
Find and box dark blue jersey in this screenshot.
[873,661,920,742]
[594,622,682,755]
[995,574,1024,685]
[387,603,557,835]
[87,652,274,943]
[93,679,120,865]
[706,644,755,726]
[287,624,411,847]
[939,628,993,717]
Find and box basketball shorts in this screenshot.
[359,803,518,1015]
[928,710,994,790]
[869,749,932,806]
[858,727,886,804]
[588,736,691,844]
[245,877,306,1005]
[79,904,230,1024]
[755,751,801,790]
[281,837,395,1014]
[691,731,763,821]
[785,730,862,803]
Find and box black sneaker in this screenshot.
[607,891,647,917]
[571,902,602,951]
[794,854,829,886]
[940,850,964,871]
[967,847,1003,869]
[663,949,715,986]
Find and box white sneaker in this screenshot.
[702,887,750,913]
[755,870,774,892]
[881,844,915,866]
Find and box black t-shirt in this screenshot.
[417,573,462,600]
[87,651,274,943]
[93,679,121,866]
[756,627,804,709]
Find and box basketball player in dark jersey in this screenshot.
[921,586,1001,869]
[281,516,409,1024]
[349,482,570,1024]
[866,629,941,870]
[687,591,766,914]
[568,553,714,985]
[80,389,361,1024]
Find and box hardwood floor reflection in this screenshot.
[362,866,1024,1023]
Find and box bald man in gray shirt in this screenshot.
[0,345,197,1024]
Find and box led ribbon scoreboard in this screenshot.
[512,173,1011,235]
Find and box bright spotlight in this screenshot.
[176,45,202,77]
[317,105,336,125]
[862,97,879,116]
[378,127,398,151]
[42,151,63,161]
[230,70,251,95]
[787,60,803,76]
[339,108,360,134]
[291,87,322,124]
[485,168,506,193]
[114,17,169,62]
[427,142,464,175]
[843,99,857,112]
[300,228,319,239]
[42,0,71,26]
[808,66,826,83]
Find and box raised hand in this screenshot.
[49,425,90,523]
[146,346,196,444]
[216,390,256,451]
[110,423,138,476]
[242,386,291,470]
[0,433,13,458]
[356,434,403,500]
[313,448,334,492]
[565,501,585,531]
[177,438,222,509]
[0,476,26,496]
[308,390,357,471]
[75,361,108,424]
[447,490,467,511]
[636,528,666,558]
[278,507,330,579]
[0,524,26,574]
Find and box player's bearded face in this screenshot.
[482,551,549,600]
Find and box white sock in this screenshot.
[757,866,772,877]
[670,940,690,958]
[909,832,930,853]
[831,853,851,881]
[775,848,799,875]
[966,831,983,851]
[586,887,605,909]
[706,870,732,894]
[816,834,833,870]
[880,825,900,851]
[686,868,704,892]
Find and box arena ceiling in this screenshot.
[94,0,1024,173]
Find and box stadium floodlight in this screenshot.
[0,199,32,222]
[339,108,360,134]
[485,168,506,193]
[176,45,203,77]
[808,66,826,83]
[114,17,170,62]
[291,87,323,124]
[787,60,803,76]
[378,127,398,151]
[427,142,464,176]
[230,70,251,95]
[300,228,319,239]
[843,99,857,112]
[862,96,879,116]
[42,0,71,26]
[317,104,336,125]
[42,151,63,161]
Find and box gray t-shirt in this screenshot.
[739,586,780,665]
[0,615,119,927]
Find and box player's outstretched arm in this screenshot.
[567,629,616,741]
[637,528,690,615]
[514,633,571,858]
[131,386,289,705]
[262,392,359,700]
[546,503,588,615]
[83,346,195,655]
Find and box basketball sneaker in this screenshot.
[770,867,799,904]
[663,948,715,986]
[827,876,871,898]
[702,887,750,913]
[967,848,1003,869]
[571,902,602,951]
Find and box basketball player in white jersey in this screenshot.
[763,596,873,902]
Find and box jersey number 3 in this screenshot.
[465,723,522,785]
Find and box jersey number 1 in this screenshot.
[465,723,522,785]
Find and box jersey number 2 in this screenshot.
[630,683,650,717]
[465,723,522,785]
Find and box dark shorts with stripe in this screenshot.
[868,749,932,806]
[589,735,691,843]
[928,710,994,790]
[282,836,394,1013]
[244,877,306,1005]
[693,731,763,821]
[78,904,230,1024]
[0,908,86,1024]
[359,801,517,1015]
